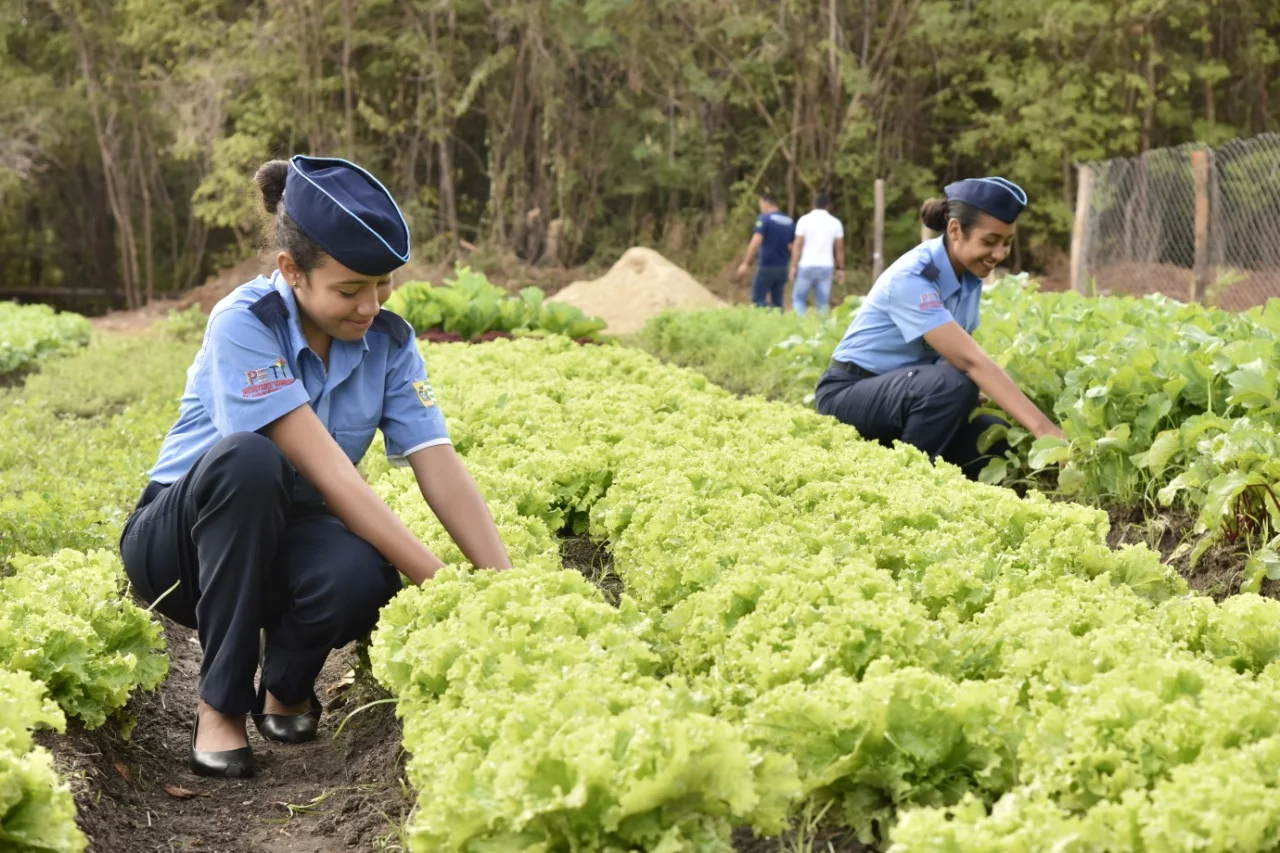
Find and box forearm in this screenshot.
[317,463,445,584]
[266,409,443,585]
[416,448,512,570]
[965,356,1055,436]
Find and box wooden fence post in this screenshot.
[872,179,885,282]
[1191,148,1214,303]
[1070,164,1095,294]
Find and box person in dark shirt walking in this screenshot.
[736,192,795,309]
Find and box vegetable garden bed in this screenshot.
[635,278,1280,598]
[10,322,1280,852]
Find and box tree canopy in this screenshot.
[2,0,1275,309]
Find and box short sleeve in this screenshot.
[380,337,451,466]
[198,309,310,436]
[885,274,955,343]
[834,218,845,239]
[753,216,766,235]
[795,216,808,238]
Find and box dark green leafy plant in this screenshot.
[385,266,606,341]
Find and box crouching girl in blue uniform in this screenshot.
[120,155,512,779]
[815,177,1063,479]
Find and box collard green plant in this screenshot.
[385,266,606,341]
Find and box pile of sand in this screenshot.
[548,247,725,335]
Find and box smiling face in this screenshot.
[278,253,395,345]
[946,213,1016,279]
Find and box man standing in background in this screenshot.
[790,192,845,316]
[736,191,795,309]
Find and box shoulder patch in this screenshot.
[247,291,288,326]
[919,261,940,282]
[369,309,412,347]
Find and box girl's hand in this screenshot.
[1034,422,1066,441]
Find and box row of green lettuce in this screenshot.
[0,330,193,852]
[385,265,607,341]
[360,336,1280,852]
[0,282,601,851]
[636,278,1280,590]
[0,302,92,380]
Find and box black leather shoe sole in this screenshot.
[251,683,323,745]
[189,711,255,779]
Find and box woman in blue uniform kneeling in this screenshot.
[816,177,1063,479]
[120,155,512,780]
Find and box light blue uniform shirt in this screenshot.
[831,236,984,375]
[149,273,450,502]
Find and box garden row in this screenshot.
[0,302,92,382]
[363,336,1280,851]
[636,278,1280,591]
[0,283,599,851]
[386,265,606,342]
[0,325,196,852]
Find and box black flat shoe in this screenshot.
[189,711,255,779]
[251,682,322,744]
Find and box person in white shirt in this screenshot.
[789,192,845,316]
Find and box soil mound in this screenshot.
[548,247,724,335]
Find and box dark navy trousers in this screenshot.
[752,266,788,308]
[119,433,402,714]
[814,361,1009,481]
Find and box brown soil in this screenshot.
[89,298,188,334]
[549,248,727,335]
[1104,505,1262,600]
[1039,261,1280,312]
[559,535,623,607]
[42,615,410,853]
[734,824,875,853]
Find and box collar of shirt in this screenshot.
[270,272,369,396]
[927,236,983,302]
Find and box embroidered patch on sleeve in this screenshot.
[918,290,944,311]
[412,380,437,407]
[241,357,296,399]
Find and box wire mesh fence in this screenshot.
[1079,134,1280,311]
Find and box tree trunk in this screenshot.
[1202,36,1215,128]
[861,0,875,66]
[826,0,841,178]
[428,7,459,241]
[64,6,141,309]
[1140,42,1156,152]
[341,0,356,157]
[133,122,155,303]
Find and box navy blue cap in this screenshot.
[284,155,410,276]
[943,177,1028,224]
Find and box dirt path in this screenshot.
[45,616,410,853]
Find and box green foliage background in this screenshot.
[2,0,1276,308]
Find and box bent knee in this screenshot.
[211,431,286,468]
[921,365,979,408]
[324,546,402,637]
[201,432,294,495]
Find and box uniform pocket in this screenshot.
[331,423,378,465]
